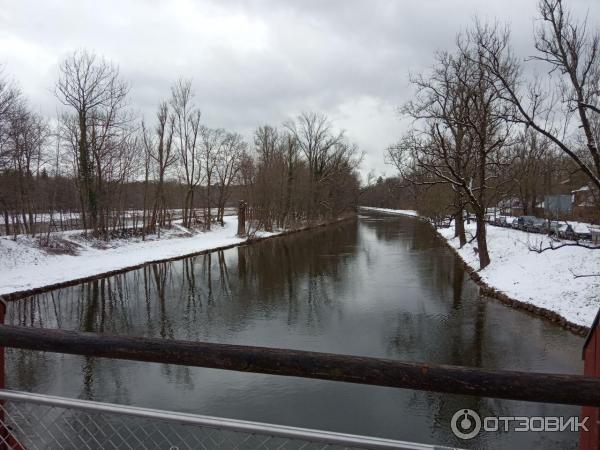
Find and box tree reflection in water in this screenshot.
[1,215,585,450]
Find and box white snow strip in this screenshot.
[359,206,419,217]
[0,217,278,297]
[360,206,600,328]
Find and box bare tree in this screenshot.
[215,132,246,225]
[0,59,361,243]
[476,2,600,192]
[142,101,176,232]
[252,125,281,229]
[280,131,300,227]
[509,130,555,215]
[55,50,130,235]
[285,112,359,220]
[394,27,514,269]
[247,117,360,233]
[0,69,20,235]
[0,69,19,170]
[170,79,201,228]
[401,49,478,247]
[199,126,223,230]
[7,101,48,236]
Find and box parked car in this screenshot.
[576,230,592,241]
[544,220,562,236]
[559,224,576,240]
[528,218,546,233]
[511,218,520,229]
[591,227,600,244]
[517,215,536,231]
[495,216,508,227]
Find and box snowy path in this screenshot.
[360,206,600,328]
[0,217,276,297]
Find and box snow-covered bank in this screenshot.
[361,206,600,329]
[359,206,418,217]
[0,217,276,298]
[439,224,600,328]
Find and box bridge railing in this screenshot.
[0,323,599,449]
[0,325,599,407]
[0,390,446,450]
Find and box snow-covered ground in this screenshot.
[4,206,598,328]
[361,206,600,328]
[359,206,419,217]
[0,216,276,297]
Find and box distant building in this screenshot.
[572,184,598,223]
[497,197,523,216]
[543,195,572,218]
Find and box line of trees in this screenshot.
[0,72,50,238]
[0,51,361,240]
[245,113,361,232]
[366,0,600,269]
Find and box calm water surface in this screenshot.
[5,213,584,449]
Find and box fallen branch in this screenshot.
[529,240,600,253]
[569,269,600,279]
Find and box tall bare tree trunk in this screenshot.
[475,213,490,269]
[237,200,246,236]
[454,208,467,247]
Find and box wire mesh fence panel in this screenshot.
[0,392,445,450]
[0,400,362,450]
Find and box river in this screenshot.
[3,212,584,449]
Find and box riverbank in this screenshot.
[360,206,599,332]
[0,217,250,299]
[0,215,356,300]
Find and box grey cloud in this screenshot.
[0,0,598,178]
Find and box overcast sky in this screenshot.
[0,0,598,179]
